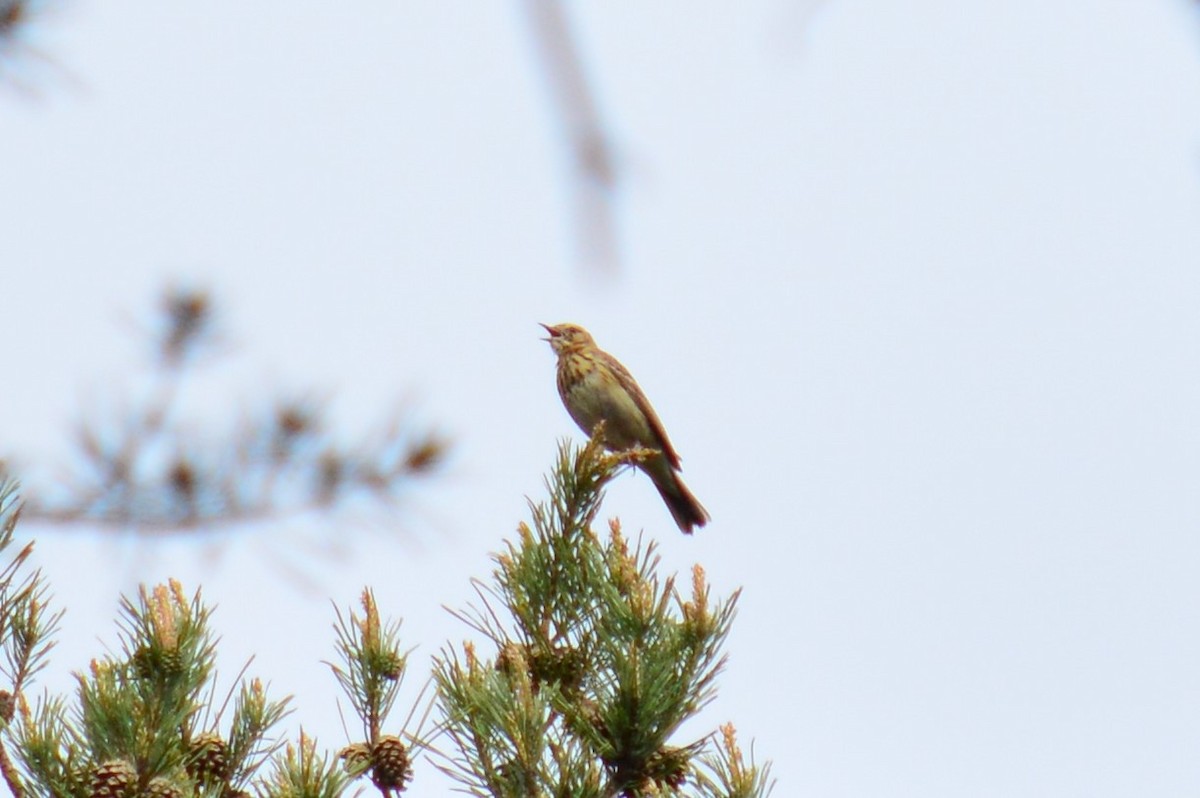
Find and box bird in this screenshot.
[540,322,710,533]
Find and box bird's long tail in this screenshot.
[643,459,710,534]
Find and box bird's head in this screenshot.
[540,322,595,355]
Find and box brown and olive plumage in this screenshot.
[541,322,709,533]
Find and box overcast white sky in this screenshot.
[4,1,1200,795]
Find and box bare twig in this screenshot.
[9,286,448,536]
[521,0,622,272]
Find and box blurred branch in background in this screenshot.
[0,0,77,98]
[767,0,833,54]
[6,285,448,535]
[521,0,622,274]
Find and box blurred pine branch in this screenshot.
[4,285,447,535]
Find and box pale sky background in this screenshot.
[3,1,1200,795]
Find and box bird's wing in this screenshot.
[608,358,683,469]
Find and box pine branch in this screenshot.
[434,437,772,797]
[329,591,429,798]
[9,285,447,536]
[0,438,775,798]
[5,569,292,798]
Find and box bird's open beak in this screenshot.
[539,322,558,341]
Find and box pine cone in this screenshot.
[131,646,184,680]
[89,760,136,798]
[494,641,524,680]
[142,778,183,798]
[529,645,586,693]
[338,743,371,777]
[186,732,231,786]
[378,652,404,680]
[646,746,689,791]
[370,735,411,791]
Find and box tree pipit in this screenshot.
[541,322,710,534]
